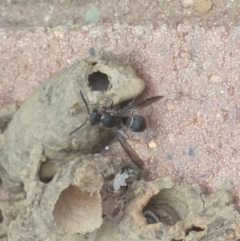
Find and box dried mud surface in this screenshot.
[0,52,145,193]
[3,153,240,241]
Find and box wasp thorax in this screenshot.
[101,113,121,128]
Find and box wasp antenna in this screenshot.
[80,90,90,114]
[69,118,88,135]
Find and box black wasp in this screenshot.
[70,90,164,171]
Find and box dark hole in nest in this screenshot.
[0,210,3,223]
[142,187,192,227]
[40,176,53,183]
[185,225,204,236]
[142,190,185,226]
[39,161,54,184]
[88,71,110,91]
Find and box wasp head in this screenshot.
[89,109,102,125]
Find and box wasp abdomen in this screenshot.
[122,115,147,132]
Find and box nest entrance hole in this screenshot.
[142,188,188,226]
[52,185,102,233]
[185,225,204,236]
[88,71,110,91]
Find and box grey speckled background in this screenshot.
[1,0,240,207]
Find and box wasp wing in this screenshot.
[112,129,145,170]
[108,96,164,115]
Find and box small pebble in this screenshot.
[148,140,157,149]
[194,0,213,14]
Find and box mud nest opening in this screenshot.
[142,188,188,226]
[52,185,102,233]
[185,225,204,236]
[88,71,110,91]
[39,161,55,184]
[39,176,53,184]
